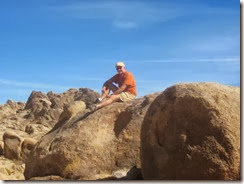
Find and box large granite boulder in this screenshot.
[24,94,158,180]
[141,83,240,180]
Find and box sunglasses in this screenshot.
[116,66,122,70]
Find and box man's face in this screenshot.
[116,66,125,74]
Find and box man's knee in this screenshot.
[105,81,113,88]
[106,83,118,92]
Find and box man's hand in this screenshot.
[102,80,112,93]
[114,84,127,95]
[101,86,107,93]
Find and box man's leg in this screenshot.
[99,83,118,101]
[89,83,119,112]
[99,88,110,101]
[96,94,121,109]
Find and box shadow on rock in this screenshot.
[114,110,132,138]
[98,166,143,180]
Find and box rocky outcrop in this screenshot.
[0,88,99,180]
[59,101,86,122]
[141,83,240,180]
[21,138,37,163]
[24,88,99,128]
[24,93,158,180]
[0,100,25,128]
[73,88,101,106]
[3,131,23,160]
[2,131,37,163]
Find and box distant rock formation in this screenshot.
[24,88,99,127]
[141,83,240,180]
[0,88,99,180]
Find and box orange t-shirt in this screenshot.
[110,71,137,96]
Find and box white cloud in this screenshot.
[50,1,237,29]
[51,1,157,28]
[113,20,137,29]
[0,78,69,90]
[186,36,239,52]
[129,57,239,63]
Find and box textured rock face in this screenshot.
[3,131,23,160]
[59,101,86,122]
[0,88,100,180]
[141,83,240,180]
[0,141,4,155]
[29,175,65,180]
[24,89,99,127]
[21,138,37,163]
[24,94,158,180]
[74,88,100,106]
[0,156,25,180]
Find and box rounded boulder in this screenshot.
[141,83,240,180]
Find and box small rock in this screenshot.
[25,125,35,134]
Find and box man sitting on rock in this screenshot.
[89,61,137,111]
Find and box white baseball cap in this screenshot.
[116,61,125,67]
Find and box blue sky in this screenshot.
[0,0,240,104]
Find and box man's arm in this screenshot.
[103,74,117,88]
[113,84,127,95]
[102,79,113,92]
[103,79,112,87]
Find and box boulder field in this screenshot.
[0,83,240,180]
